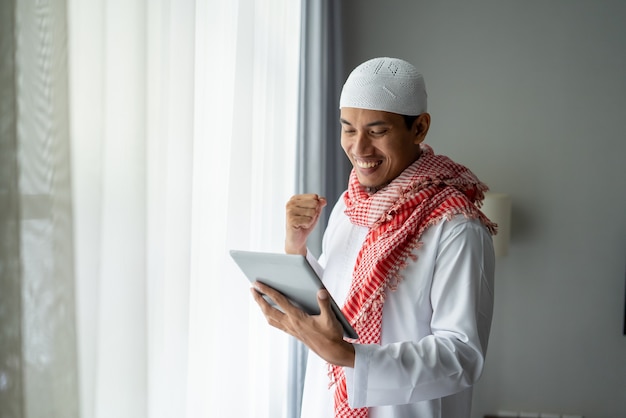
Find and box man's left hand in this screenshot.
[251,282,355,368]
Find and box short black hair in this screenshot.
[402,114,420,130]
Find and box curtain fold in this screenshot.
[69,1,149,416]
[3,0,301,417]
[296,0,349,257]
[0,0,23,416]
[1,1,80,417]
[145,1,196,417]
[288,1,348,417]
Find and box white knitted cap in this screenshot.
[339,57,427,116]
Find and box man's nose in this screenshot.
[353,131,371,154]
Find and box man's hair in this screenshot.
[402,114,419,130]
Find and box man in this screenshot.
[252,57,496,418]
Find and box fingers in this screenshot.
[286,194,327,230]
[285,194,327,255]
[317,289,343,335]
[251,282,307,338]
[250,284,289,333]
[251,282,300,316]
[250,283,352,366]
[317,289,331,315]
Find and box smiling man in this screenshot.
[339,108,429,193]
[252,57,497,418]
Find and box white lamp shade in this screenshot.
[481,192,512,257]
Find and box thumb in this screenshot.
[315,197,328,219]
[317,289,333,316]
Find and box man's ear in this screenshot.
[413,113,431,144]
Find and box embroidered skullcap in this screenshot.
[339,57,427,116]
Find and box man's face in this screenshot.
[340,108,429,190]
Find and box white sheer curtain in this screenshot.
[68,1,300,418]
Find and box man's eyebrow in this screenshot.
[340,118,389,127]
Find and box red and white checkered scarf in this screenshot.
[330,144,496,417]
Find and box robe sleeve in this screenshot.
[344,221,495,407]
[306,249,325,274]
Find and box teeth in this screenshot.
[356,160,380,169]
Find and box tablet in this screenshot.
[229,249,358,340]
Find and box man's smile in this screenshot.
[354,158,382,169]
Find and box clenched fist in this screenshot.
[285,194,327,255]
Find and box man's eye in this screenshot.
[343,129,356,134]
[371,130,387,135]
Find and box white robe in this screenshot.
[300,196,495,418]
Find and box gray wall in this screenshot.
[340,1,626,417]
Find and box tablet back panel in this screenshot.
[230,249,358,340]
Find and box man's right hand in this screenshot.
[285,194,327,255]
